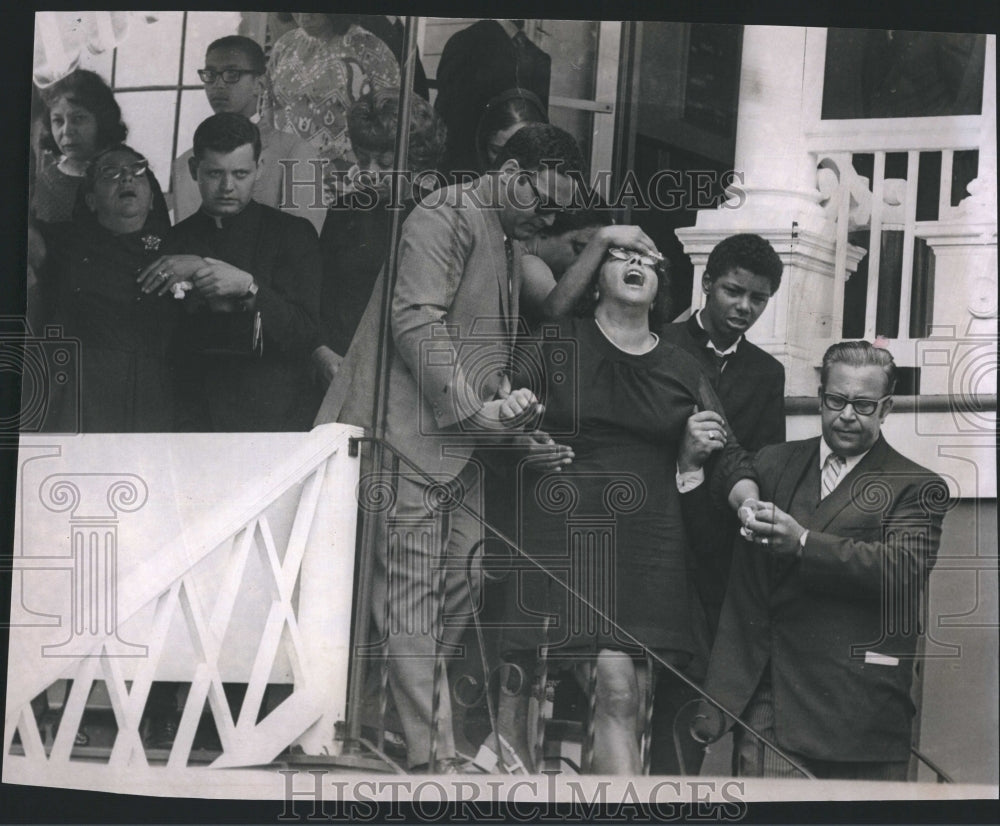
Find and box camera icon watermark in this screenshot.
[0,317,81,438]
[417,321,579,438]
[913,328,997,436]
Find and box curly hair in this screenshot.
[704,233,783,293]
[540,205,613,238]
[38,69,127,156]
[347,88,446,175]
[494,123,585,177]
[575,251,672,328]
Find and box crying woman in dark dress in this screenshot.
[500,246,734,774]
[33,145,177,432]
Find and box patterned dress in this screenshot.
[268,24,400,203]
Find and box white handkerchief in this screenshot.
[865,651,900,667]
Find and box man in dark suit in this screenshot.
[140,113,321,432]
[434,19,552,178]
[651,233,785,774]
[317,124,582,772]
[695,340,949,779]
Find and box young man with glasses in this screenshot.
[171,36,322,232]
[690,340,948,779]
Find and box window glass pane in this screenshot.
[113,12,183,87]
[175,88,215,160]
[183,12,250,87]
[821,29,985,119]
[544,20,598,102]
[116,90,175,187]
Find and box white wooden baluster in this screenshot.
[864,151,887,340]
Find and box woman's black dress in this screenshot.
[502,316,720,663]
[36,218,180,432]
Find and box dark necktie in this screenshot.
[503,238,515,372]
[714,351,729,375]
[504,237,514,322]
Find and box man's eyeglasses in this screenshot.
[522,174,571,215]
[198,68,258,84]
[94,159,149,181]
[607,247,664,269]
[820,392,891,416]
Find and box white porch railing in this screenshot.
[4,424,361,788]
[816,145,983,363]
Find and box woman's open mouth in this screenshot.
[623,268,645,286]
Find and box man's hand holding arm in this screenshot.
[739,501,806,556]
[137,254,209,296]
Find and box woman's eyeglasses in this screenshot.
[94,160,149,181]
[197,69,258,84]
[820,392,891,416]
[607,247,664,269]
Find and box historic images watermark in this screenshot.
[278,159,746,213]
[277,770,748,822]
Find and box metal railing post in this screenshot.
[343,16,420,755]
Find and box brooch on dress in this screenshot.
[141,234,162,252]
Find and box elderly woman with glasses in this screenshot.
[33,144,179,432]
[498,242,735,774]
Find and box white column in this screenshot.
[677,25,851,394]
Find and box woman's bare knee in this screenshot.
[594,650,638,719]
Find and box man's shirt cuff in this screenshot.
[676,466,705,492]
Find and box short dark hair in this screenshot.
[38,69,127,155]
[576,250,672,328]
[541,206,613,238]
[705,233,783,294]
[206,35,266,75]
[192,112,262,162]
[347,89,446,175]
[820,340,896,394]
[476,87,548,169]
[494,123,584,177]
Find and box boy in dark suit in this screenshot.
[652,233,785,774]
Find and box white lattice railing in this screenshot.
[4,423,361,787]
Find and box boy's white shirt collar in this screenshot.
[694,309,741,357]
